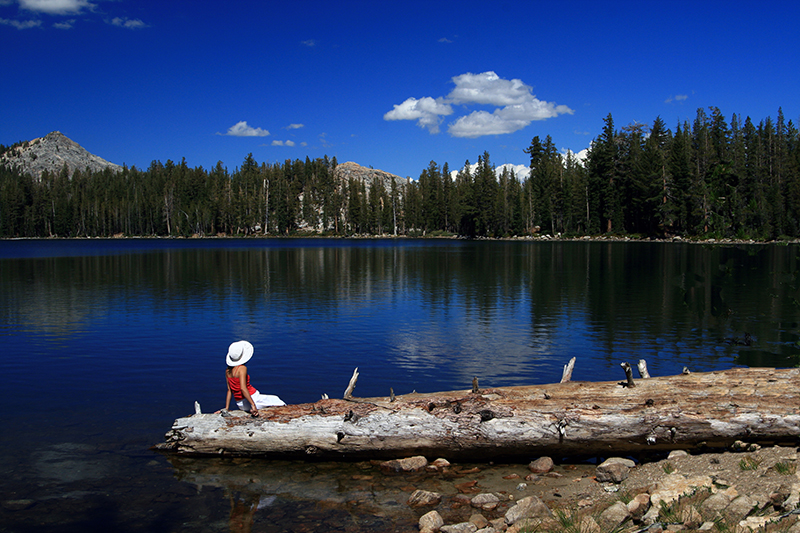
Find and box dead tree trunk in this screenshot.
[157,367,800,460]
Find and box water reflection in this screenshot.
[167,456,423,532]
[3,240,800,393]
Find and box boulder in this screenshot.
[441,523,477,533]
[419,510,444,533]
[505,495,551,525]
[470,493,500,511]
[725,495,756,520]
[469,513,489,529]
[380,455,428,473]
[649,473,713,508]
[599,501,630,529]
[408,489,442,507]
[626,493,651,520]
[596,461,630,483]
[528,456,554,474]
[700,492,733,514]
[667,449,689,459]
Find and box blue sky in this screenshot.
[2,0,798,180]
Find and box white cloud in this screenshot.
[665,94,689,104]
[383,96,453,133]
[0,17,41,28]
[19,0,92,15]
[286,123,304,129]
[301,39,315,47]
[271,140,295,147]
[386,71,572,138]
[449,98,572,138]
[562,148,589,166]
[498,163,530,181]
[52,18,73,28]
[221,121,270,137]
[438,37,452,43]
[109,16,146,29]
[448,71,532,106]
[449,162,530,181]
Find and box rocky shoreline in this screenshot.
[4,232,800,246]
[379,443,800,533]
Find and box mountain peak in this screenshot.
[1,131,122,178]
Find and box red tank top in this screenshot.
[227,372,257,400]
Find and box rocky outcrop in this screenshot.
[0,131,122,179]
[333,161,408,193]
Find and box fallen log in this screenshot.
[156,366,800,460]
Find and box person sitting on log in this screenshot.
[216,340,284,417]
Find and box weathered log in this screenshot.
[157,367,800,460]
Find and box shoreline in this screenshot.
[2,233,797,245]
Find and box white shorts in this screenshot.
[236,390,286,410]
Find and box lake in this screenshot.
[1,238,798,532]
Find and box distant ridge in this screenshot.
[0,131,122,178]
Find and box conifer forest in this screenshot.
[1,107,799,240]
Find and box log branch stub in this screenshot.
[621,362,636,387]
[637,359,651,379]
[343,367,359,399]
[560,357,576,383]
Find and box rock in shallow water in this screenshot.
[2,499,36,511]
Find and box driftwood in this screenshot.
[157,366,800,460]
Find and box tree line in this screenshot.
[1,106,798,240]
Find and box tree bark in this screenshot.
[157,367,800,460]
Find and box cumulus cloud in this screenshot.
[449,99,573,138]
[19,0,92,14]
[385,71,572,138]
[109,16,146,29]
[448,71,532,106]
[286,123,304,129]
[0,17,41,28]
[498,163,530,181]
[271,140,296,147]
[562,148,589,166]
[383,96,453,133]
[220,121,270,137]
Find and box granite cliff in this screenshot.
[0,131,122,179]
[333,161,408,192]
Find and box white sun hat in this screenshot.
[226,340,254,367]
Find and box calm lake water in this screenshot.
[1,238,799,532]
